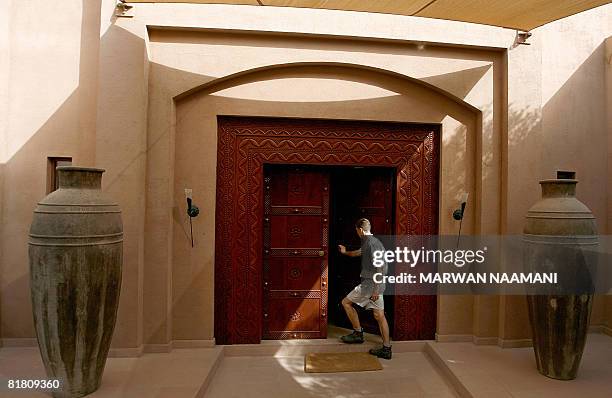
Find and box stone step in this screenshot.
[222,338,428,357]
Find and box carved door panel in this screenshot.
[330,167,394,335]
[215,116,439,344]
[263,166,329,339]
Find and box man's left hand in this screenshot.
[370,293,379,301]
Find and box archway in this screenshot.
[172,61,479,344]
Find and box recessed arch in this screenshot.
[174,61,481,116]
[171,60,483,344]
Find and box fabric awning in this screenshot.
[127,0,611,31]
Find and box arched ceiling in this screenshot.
[127,0,610,31]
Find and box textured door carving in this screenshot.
[263,167,329,339]
[215,116,439,344]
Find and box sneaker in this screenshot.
[340,330,364,344]
[369,345,392,360]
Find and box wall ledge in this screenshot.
[436,333,533,348]
[473,336,499,345]
[172,339,216,349]
[0,339,216,358]
[0,338,38,347]
[143,339,217,354]
[498,338,533,348]
[109,346,145,358]
[137,3,516,50]
[435,334,473,343]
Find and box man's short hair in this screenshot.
[355,218,371,232]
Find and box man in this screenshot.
[337,218,392,360]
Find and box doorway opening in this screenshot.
[328,166,395,337]
[262,164,396,340]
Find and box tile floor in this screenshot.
[0,346,222,398]
[1,332,611,397]
[205,352,458,398]
[430,333,612,398]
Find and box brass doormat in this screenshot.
[304,352,383,373]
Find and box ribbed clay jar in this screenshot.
[29,167,122,397]
[523,171,597,380]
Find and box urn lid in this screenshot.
[36,166,117,207]
[538,171,577,198]
[524,170,597,236]
[57,166,105,190]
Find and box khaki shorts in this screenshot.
[346,282,385,310]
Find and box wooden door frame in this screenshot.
[215,116,440,344]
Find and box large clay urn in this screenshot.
[523,171,597,380]
[29,167,122,397]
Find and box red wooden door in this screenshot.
[263,166,329,339]
[329,167,394,335]
[215,116,439,344]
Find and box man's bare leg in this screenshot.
[342,297,361,331]
[373,309,391,346]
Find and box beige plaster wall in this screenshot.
[4,2,506,350]
[497,25,543,345]
[0,0,102,345]
[540,7,611,231]
[136,3,612,347]
[95,0,150,353]
[1,2,610,351]
[0,0,10,346]
[499,5,612,343]
[606,36,612,335]
[130,7,515,350]
[172,65,480,340]
[0,0,9,164]
[0,161,4,345]
[144,24,504,345]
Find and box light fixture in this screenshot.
[454,193,468,248]
[453,193,469,221]
[185,188,200,247]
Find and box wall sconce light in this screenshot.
[185,189,200,218]
[453,193,469,220]
[185,189,199,247]
[454,193,468,248]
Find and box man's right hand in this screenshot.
[338,244,346,254]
